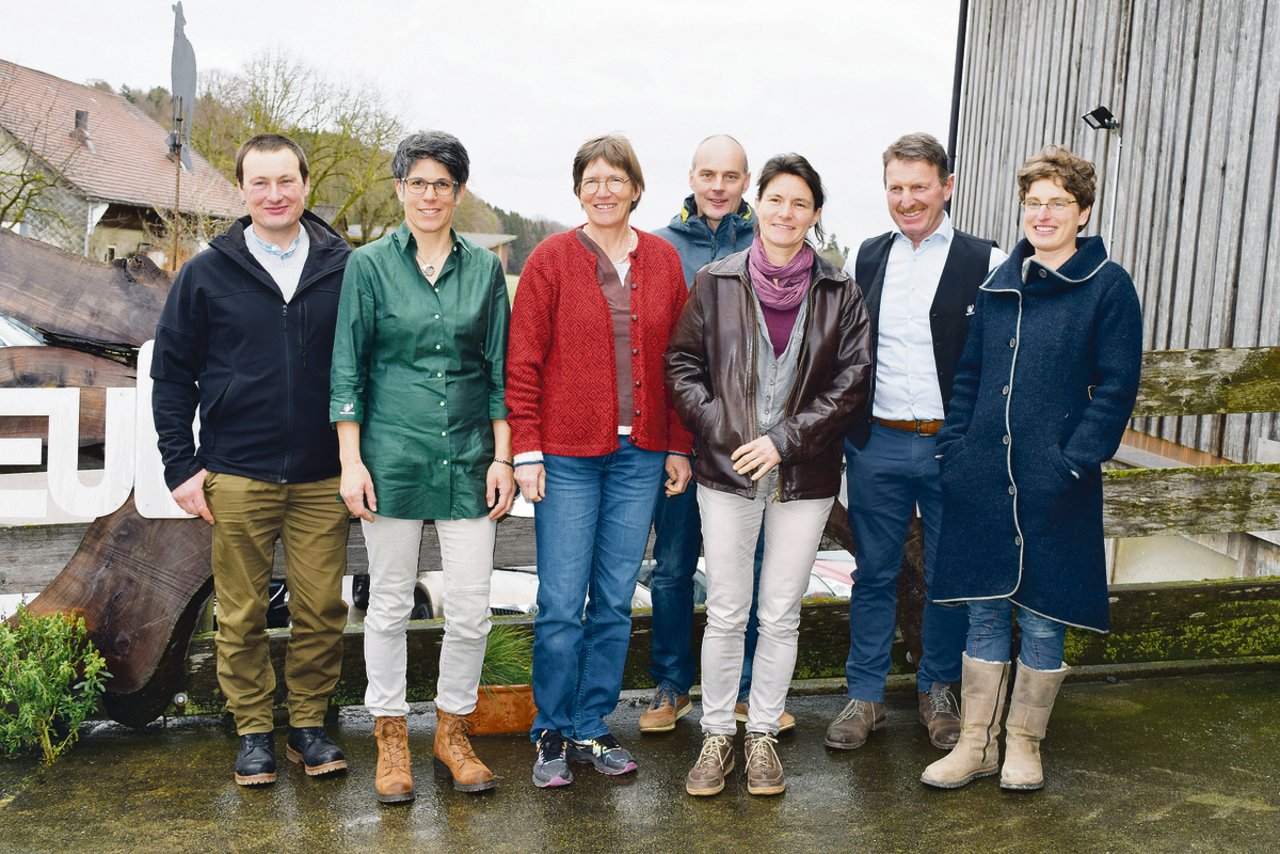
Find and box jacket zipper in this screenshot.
[776,279,820,500]
[740,273,758,499]
[280,303,294,482]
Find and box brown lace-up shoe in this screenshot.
[434,711,497,793]
[639,688,692,733]
[685,733,735,796]
[373,715,414,804]
[919,682,962,749]
[824,699,886,749]
[743,733,785,796]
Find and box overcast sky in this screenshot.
[1,0,963,249]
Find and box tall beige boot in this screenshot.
[1000,660,1068,791]
[921,653,1011,789]
[374,715,415,804]
[434,711,497,793]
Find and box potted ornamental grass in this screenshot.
[466,622,536,735]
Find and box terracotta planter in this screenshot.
[467,684,537,735]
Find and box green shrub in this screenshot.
[0,606,110,764]
[479,622,533,689]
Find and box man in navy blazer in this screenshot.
[826,133,1005,752]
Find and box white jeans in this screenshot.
[697,486,833,736]
[361,513,495,717]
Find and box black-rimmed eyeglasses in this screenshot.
[403,178,459,196]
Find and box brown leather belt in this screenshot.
[873,417,944,436]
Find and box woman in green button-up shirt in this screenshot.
[330,131,514,802]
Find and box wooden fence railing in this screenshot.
[174,347,1280,719]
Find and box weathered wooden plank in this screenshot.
[0,347,136,444]
[1133,347,1280,417]
[0,229,170,353]
[0,521,90,593]
[1102,463,1280,537]
[178,577,1280,715]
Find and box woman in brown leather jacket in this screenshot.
[665,153,872,797]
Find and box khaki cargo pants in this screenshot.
[204,472,349,734]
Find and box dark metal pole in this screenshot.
[945,0,970,213]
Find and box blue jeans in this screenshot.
[530,438,666,742]
[845,426,968,700]
[647,476,764,699]
[967,599,1066,670]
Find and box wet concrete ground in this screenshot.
[1,665,1277,854]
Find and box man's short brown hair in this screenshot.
[235,133,309,185]
[882,132,950,185]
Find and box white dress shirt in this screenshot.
[863,214,1005,421]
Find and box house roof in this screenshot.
[0,59,240,219]
[459,232,517,249]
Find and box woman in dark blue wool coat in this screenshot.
[920,146,1143,792]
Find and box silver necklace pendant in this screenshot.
[421,263,435,277]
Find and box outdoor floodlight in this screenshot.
[1082,106,1120,130]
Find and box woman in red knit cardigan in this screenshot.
[506,134,694,789]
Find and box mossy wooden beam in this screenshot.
[1102,462,1280,537]
[1133,346,1280,416]
[176,578,1280,717]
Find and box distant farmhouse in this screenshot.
[0,59,240,265]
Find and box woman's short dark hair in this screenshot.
[235,133,309,185]
[392,131,470,191]
[755,153,826,244]
[572,134,645,212]
[1017,145,1097,227]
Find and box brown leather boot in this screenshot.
[373,715,414,804]
[1001,660,1068,791]
[434,711,497,793]
[920,654,1011,789]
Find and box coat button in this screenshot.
[631,314,638,321]
[1002,435,1010,445]
[1039,269,1047,278]
[1015,536,1022,546]
[630,283,637,290]
[1002,385,1010,395]
[1008,485,1016,495]
[631,348,638,355]
[634,380,641,387]
[1009,337,1017,347]
[634,408,641,416]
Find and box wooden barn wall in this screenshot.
[952,0,1280,463]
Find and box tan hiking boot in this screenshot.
[685,733,735,796]
[434,710,497,793]
[921,654,1011,789]
[918,682,962,749]
[743,733,785,796]
[1001,661,1069,791]
[373,715,414,804]
[639,688,692,733]
[734,701,796,734]
[823,699,886,749]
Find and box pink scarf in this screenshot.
[748,237,814,310]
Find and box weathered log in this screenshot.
[0,346,136,444]
[179,577,1280,714]
[1103,463,1280,537]
[1134,347,1280,417]
[0,229,171,358]
[23,493,212,727]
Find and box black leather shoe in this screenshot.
[235,732,277,786]
[286,726,348,776]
